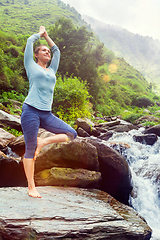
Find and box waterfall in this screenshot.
[107,128,160,240]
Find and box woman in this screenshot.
[21,26,77,198]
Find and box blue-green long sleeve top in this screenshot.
[24,33,60,111]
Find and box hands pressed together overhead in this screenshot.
[39,26,48,38]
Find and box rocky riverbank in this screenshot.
[1,109,160,239]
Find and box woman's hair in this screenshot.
[34,45,48,63]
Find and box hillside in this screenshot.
[0,0,89,35]
[83,15,160,92]
[1,0,159,119]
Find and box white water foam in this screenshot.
[107,128,160,240]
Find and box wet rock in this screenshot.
[95,126,108,133]
[133,134,158,145]
[98,131,113,141]
[91,127,101,137]
[35,137,99,174]
[109,124,138,132]
[75,118,94,135]
[8,134,25,156]
[77,127,90,137]
[0,128,15,149]
[0,110,21,131]
[0,187,152,240]
[143,124,160,137]
[86,138,132,205]
[35,167,101,188]
[95,120,121,129]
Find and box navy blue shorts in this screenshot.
[21,103,77,158]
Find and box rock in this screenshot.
[77,127,90,137]
[98,131,113,141]
[75,118,94,135]
[109,124,138,132]
[95,126,108,133]
[0,150,8,158]
[0,110,21,131]
[133,134,158,145]
[35,137,99,174]
[154,110,160,116]
[155,101,160,106]
[0,128,15,149]
[0,187,152,240]
[90,127,101,137]
[135,115,160,125]
[35,167,101,188]
[86,138,132,205]
[8,134,25,156]
[95,120,121,128]
[0,155,27,187]
[143,109,151,114]
[143,124,160,137]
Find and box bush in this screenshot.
[132,96,153,108]
[53,75,92,123]
[123,113,143,123]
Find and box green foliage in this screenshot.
[49,17,106,100]
[0,2,159,122]
[0,90,25,103]
[0,30,27,93]
[0,0,89,35]
[132,96,153,108]
[142,121,157,127]
[123,113,143,124]
[53,75,91,123]
[3,127,22,137]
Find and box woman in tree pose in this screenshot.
[21,26,77,198]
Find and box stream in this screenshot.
[107,127,160,240]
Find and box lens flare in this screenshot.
[103,74,110,82]
[108,63,117,73]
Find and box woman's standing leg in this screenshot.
[21,104,41,198]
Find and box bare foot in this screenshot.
[28,187,41,198]
[34,137,45,160]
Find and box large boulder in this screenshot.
[35,137,99,174]
[0,187,152,240]
[0,110,21,131]
[35,167,101,188]
[0,128,15,149]
[86,138,132,205]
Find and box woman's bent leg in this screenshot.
[34,133,69,159]
[34,112,77,159]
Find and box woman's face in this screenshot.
[35,46,51,64]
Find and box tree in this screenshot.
[49,17,106,99]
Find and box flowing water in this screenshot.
[106,128,160,240]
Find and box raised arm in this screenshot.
[24,34,40,69]
[39,26,60,73]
